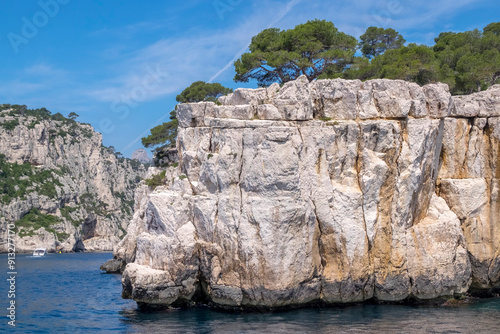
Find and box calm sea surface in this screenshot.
[1,252,500,333]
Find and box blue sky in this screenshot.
[1,0,499,157]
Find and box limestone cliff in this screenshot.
[0,106,147,252]
[117,77,500,308]
[131,149,152,164]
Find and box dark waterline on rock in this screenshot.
[1,253,500,333]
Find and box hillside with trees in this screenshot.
[0,104,147,252]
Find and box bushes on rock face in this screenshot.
[144,170,167,189]
[51,112,66,122]
[0,104,11,111]
[78,192,111,216]
[128,158,145,171]
[1,119,19,130]
[1,104,144,179]
[0,154,62,204]
[113,191,134,215]
[56,232,70,241]
[0,154,34,203]
[27,120,39,129]
[37,182,58,198]
[0,106,146,245]
[1,105,92,141]
[17,208,69,241]
[60,206,78,227]
[80,127,93,138]
[16,208,61,237]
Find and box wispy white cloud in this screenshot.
[22,64,70,77]
[89,20,167,39]
[83,1,301,104]
[31,0,481,115]
[386,0,477,28]
[270,0,479,43]
[209,0,303,83]
[1,63,72,98]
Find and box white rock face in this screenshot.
[452,85,500,117]
[437,110,500,290]
[118,77,500,308]
[406,195,471,299]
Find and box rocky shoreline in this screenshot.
[107,77,500,310]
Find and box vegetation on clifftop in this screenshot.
[234,20,358,86]
[141,81,232,156]
[1,104,85,124]
[234,19,500,95]
[141,20,500,166]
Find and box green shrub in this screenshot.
[0,154,36,203]
[81,128,93,138]
[60,206,78,226]
[56,232,70,241]
[27,120,39,129]
[51,112,66,122]
[128,158,144,171]
[0,104,12,111]
[16,208,61,235]
[1,119,19,130]
[37,182,58,198]
[144,170,167,189]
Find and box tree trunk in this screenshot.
[491,71,500,85]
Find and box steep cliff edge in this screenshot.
[117,77,500,308]
[0,106,147,252]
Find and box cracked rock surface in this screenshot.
[119,78,500,308]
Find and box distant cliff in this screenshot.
[115,77,500,309]
[0,105,147,252]
[131,149,152,164]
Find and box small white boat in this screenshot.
[33,248,46,257]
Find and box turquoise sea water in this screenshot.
[1,252,500,333]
